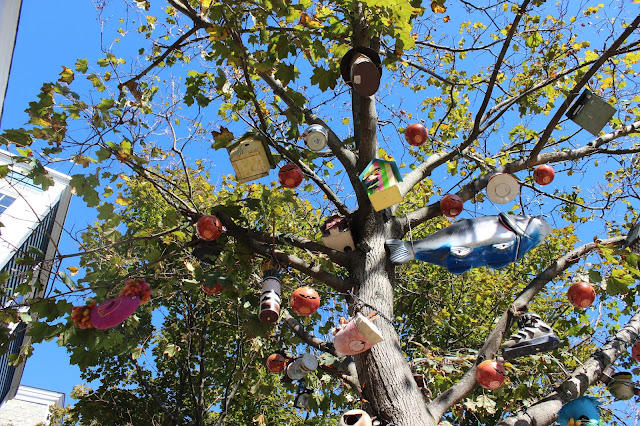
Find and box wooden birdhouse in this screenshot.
[227,132,275,183]
[320,215,355,252]
[566,89,616,136]
[359,159,403,211]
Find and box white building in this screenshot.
[0,385,65,425]
[0,0,23,125]
[0,150,71,406]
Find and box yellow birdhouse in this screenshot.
[359,159,403,211]
[227,132,275,183]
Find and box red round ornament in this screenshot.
[440,194,464,218]
[632,342,640,362]
[534,164,555,185]
[567,281,596,308]
[290,286,321,316]
[266,353,287,373]
[202,282,222,295]
[476,360,506,390]
[404,123,428,147]
[196,215,224,241]
[278,163,303,189]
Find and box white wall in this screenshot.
[0,1,23,125]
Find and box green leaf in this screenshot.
[310,66,338,91]
[525,32,542,48]
[59,66,75,84]
[606,269,634,296]
[76,58,89,72]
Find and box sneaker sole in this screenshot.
[503,335,560,360]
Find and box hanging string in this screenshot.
[407,217,415,256]
[347,290,394,325]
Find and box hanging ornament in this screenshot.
[293,380,314,410]
[607,372,637,400]
[278,163,303,189]
[320,215,355,252]
[567,281,596,308]
[71,301,97,329]
[501,312,560,360]
[266,353,287,373]
[73,279,152,330]
[404,123,428,147]
[557,396,601,426]
[338,409,373,426]
[196,215,225,241]
[533,164,555,185]
[202,282,222,295]
[486,173,519,204]
[290,286,321,316]
[566,89,616,136]
[303,124,328,152]
[259,269,281,324]
[475,360,506,390]
[285,354,318,380]
[632,341,640,362]
[340,46,383,97]
[440,194,464,218]
[333,313,384,356]
[359,159,403,211]
[386,213,551,274]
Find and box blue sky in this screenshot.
[0,0,638,421]
[1,0,103,402]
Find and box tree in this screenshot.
[1,0,640,424]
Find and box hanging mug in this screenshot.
[333,313,384,356]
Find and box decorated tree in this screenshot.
[2,0,640,425]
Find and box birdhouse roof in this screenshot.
[359,158,402,183]
[320,215,351,235]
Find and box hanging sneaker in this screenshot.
[502,312,560,360]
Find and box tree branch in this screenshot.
[266,135,351,216]
[498,308,640,426]
[118,25,201,91]
[426,236,626,420]
[400,119,640,233]
[216,212,350,292]
[527,13,640,164]
[133,360,178,423]
[258,72,359,170]
[281,309,337,355]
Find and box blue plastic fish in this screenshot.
[557,396,602,426]
[385,213,551,274]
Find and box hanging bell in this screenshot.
[338,409,372,426]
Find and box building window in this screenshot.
[0,194,15,217]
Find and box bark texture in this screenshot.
[352,211,436,425]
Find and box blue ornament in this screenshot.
[557,396,602,426]
[385,213,550,274]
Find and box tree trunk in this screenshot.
[352,211,436,425]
